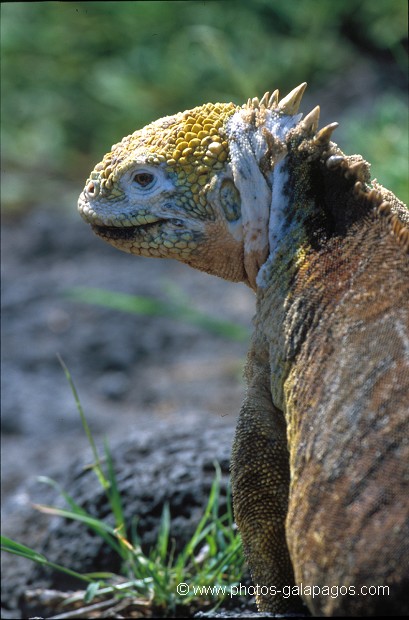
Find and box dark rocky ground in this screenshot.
[1,207,257,618]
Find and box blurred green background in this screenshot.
[1,0,408,211]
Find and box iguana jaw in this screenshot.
[79,191,202,259]
[79,183,247,280]
[92,218,168,241]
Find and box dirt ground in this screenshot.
[1,205,255,508]
[1,206,257,617]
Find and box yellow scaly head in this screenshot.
[78,84,309,287]
[78,100,249,281]
[87,102,237,212]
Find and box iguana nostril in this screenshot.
[86,180,100,198]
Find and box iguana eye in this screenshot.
[133,172,155,188]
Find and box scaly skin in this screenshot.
[78,84,409,616]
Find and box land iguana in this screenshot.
[78,84,409,616]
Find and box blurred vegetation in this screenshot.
[1,0,408,211]
[68,285,250,341]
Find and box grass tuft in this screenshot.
[1,359,244,617]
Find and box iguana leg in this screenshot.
[231,344,305,613]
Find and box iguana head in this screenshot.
[78,83,316,288]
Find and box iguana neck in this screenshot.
[255,130,408,412]
[225,105,303,289]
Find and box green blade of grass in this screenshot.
[203,541,243,582]
[32,502,127,560]
[37,475,94,516]
[1,536,48,564]
[181,463,222,561]
[156,503,170,564]
[1,535,94,584]
[33,504,117,535]
[57,355,109,491]
[36,476,124,557]
[102,438,139,566]
[103,438,125,532]
[67,287,249,341]
[84,581,102,603]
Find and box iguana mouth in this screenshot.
[92,220,166,239]
[92,216,187,240]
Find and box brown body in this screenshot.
[232,138,409,615]
[78,86,409,615]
